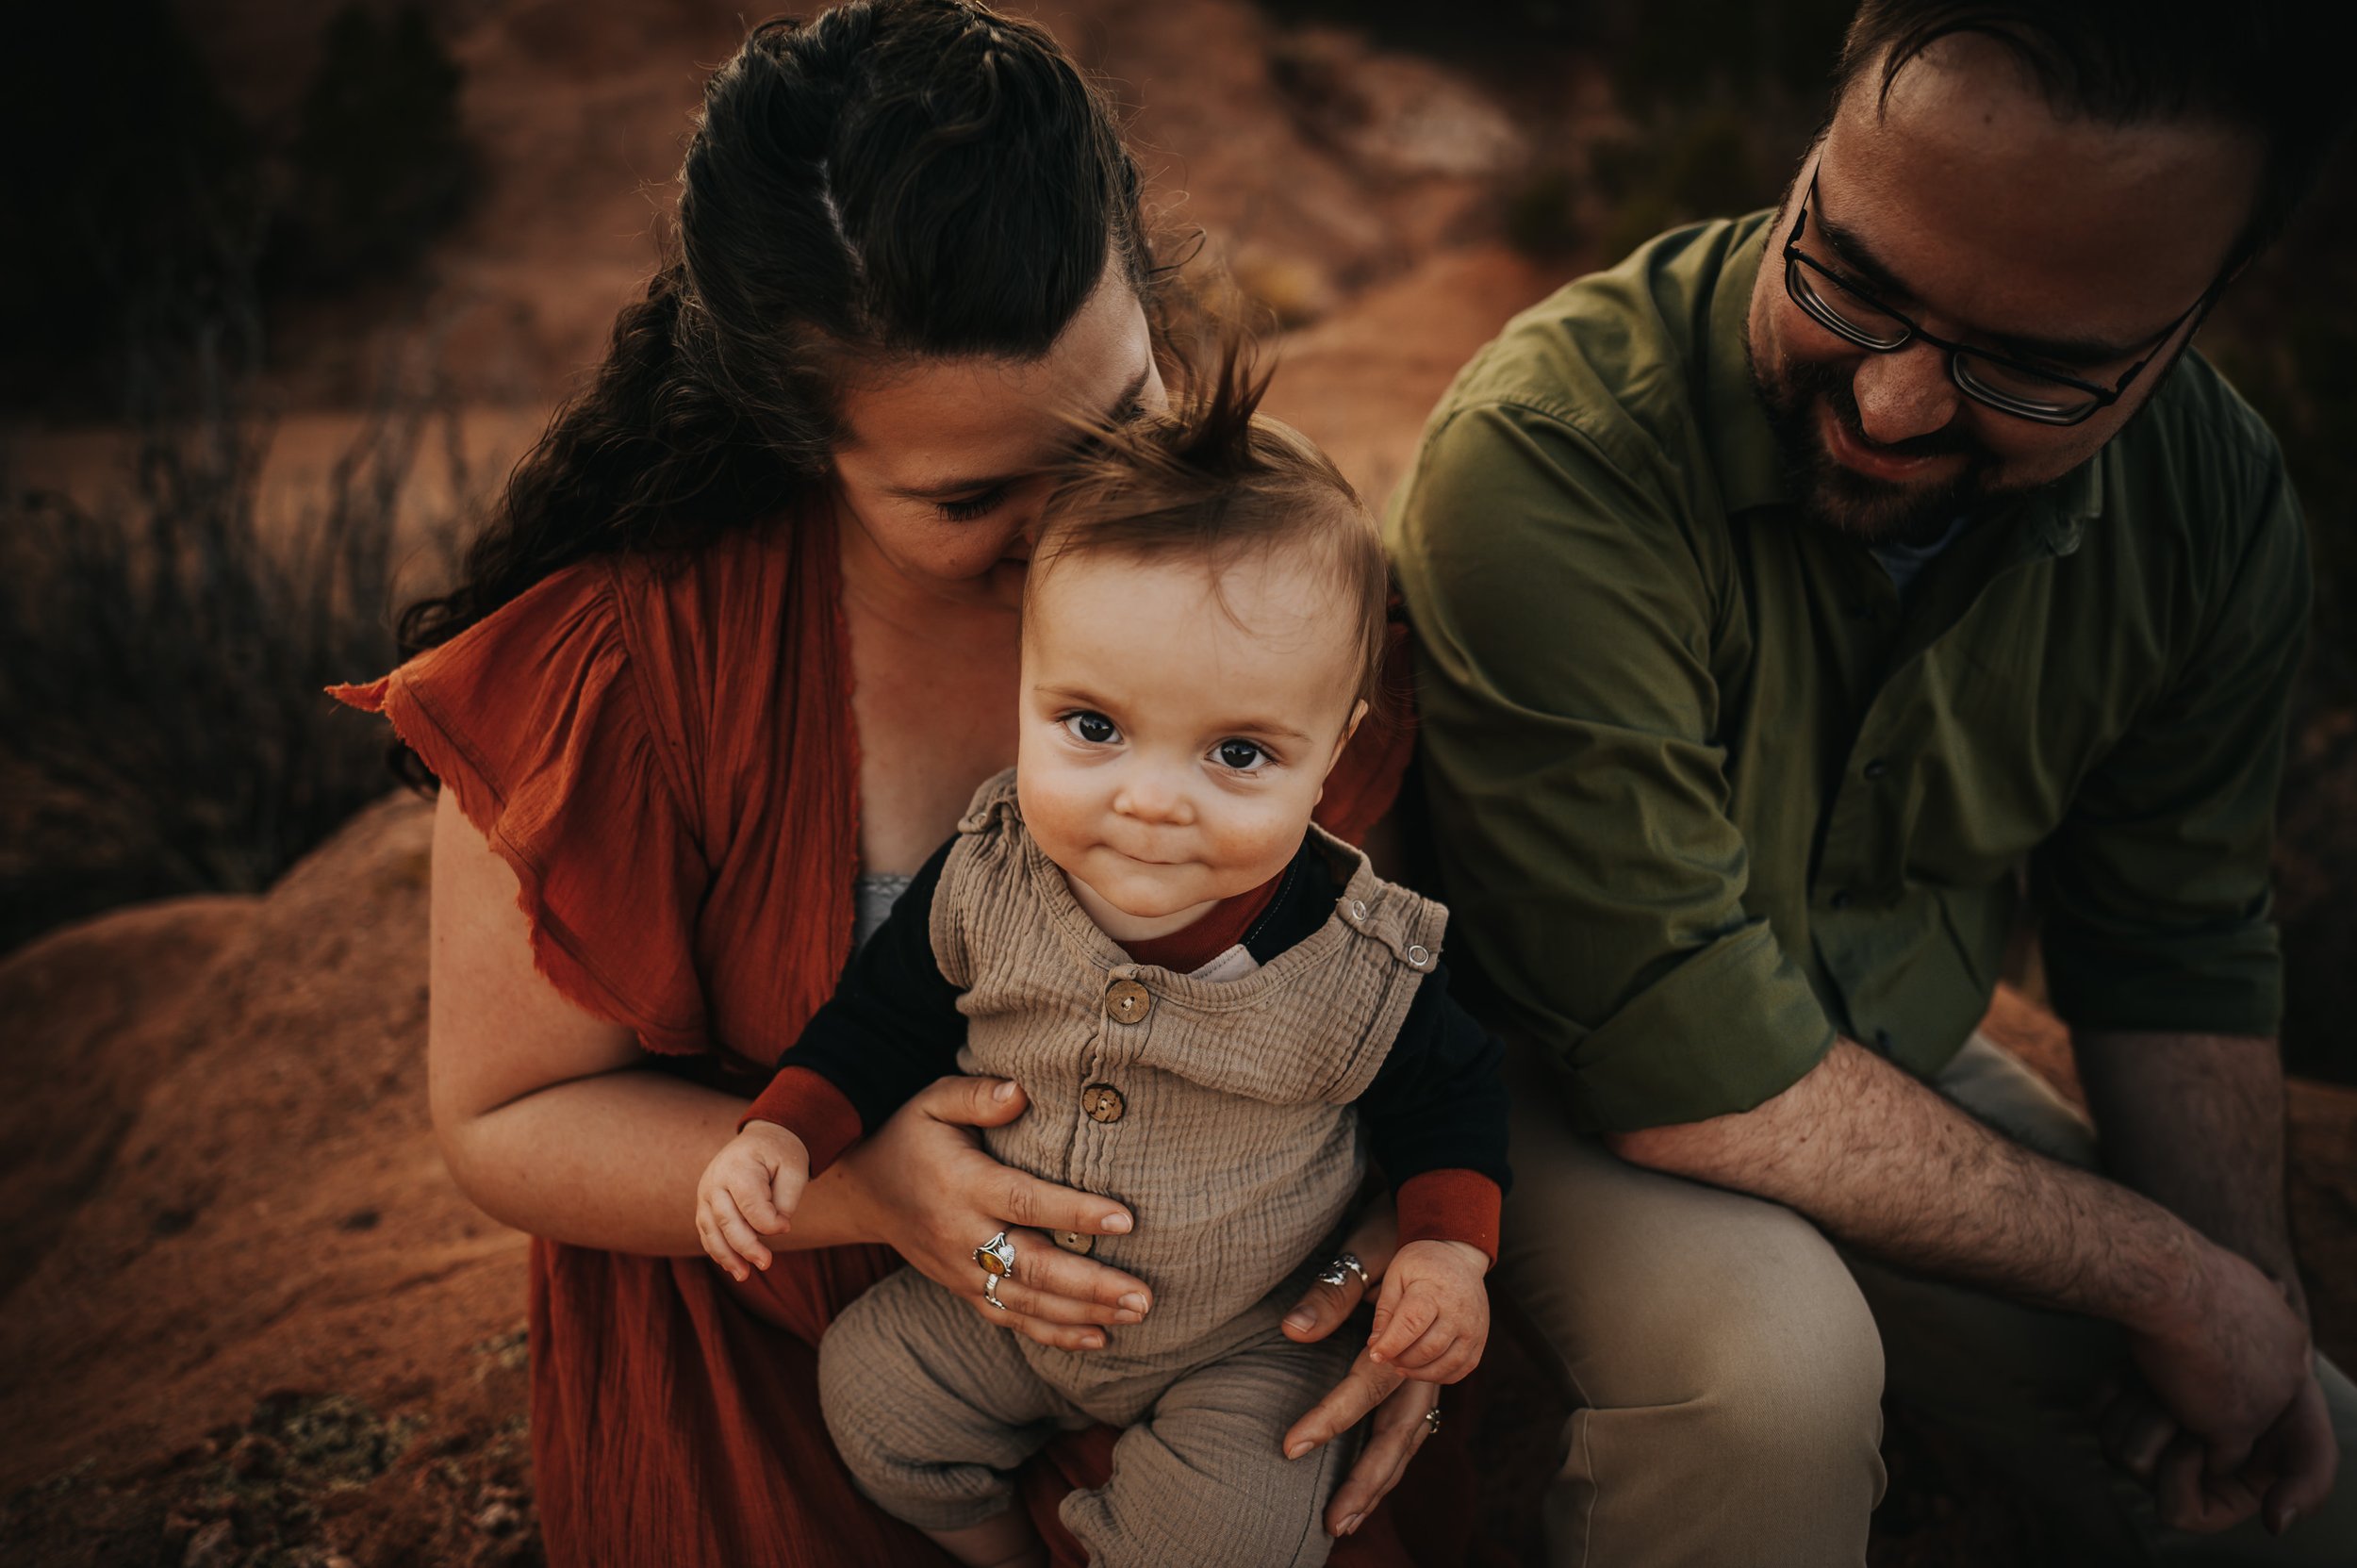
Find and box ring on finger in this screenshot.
[972,1230,1018,1280]
[982,1272,1009,1312]
[1312,1251,1371,1291]
[1422,1406,1442,1437]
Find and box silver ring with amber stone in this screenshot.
[974,1230,1017,1309]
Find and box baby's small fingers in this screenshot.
[1423,1344,1481,1385]
[731,1173,786,1234]
[710,1188,772,1272]
[1367,1290,1438,1364]
[1391,1321,1459,1372]
[695,1206,751,1282]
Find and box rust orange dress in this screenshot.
[333,510,1489,1568]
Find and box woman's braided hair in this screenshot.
[396,1,1163,691]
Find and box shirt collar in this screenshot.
[1701,209,2105,560]
[1702,214,1794,518]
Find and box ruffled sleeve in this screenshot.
[329,563,713,1055]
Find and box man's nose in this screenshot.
[1851,344,1961,446]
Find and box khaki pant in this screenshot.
[817,1264,1360,1566]
[1497,1033,2357,1566]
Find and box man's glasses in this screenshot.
[1781,168,2213,427]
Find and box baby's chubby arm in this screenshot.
[695,1121,813,1281]
[1365,1237,1491,1383]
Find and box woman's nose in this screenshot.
[1852,344,1961,445]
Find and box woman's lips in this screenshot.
[1818,397,1964,484]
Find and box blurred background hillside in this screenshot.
[1,3,2349,1564]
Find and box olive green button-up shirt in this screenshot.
[1386,212,2309,1133]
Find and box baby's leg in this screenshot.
[1061,1331,1360,1568]
[817,1268,1076,1567]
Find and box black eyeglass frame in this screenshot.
[1781,167,2217,427]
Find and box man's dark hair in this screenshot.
[1837,2,2355,267]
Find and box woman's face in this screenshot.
[830,265,1167,610]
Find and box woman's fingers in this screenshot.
[960,1293,1108,1352]
[911,1072,1030,1131]
[983,1267,1147,1328]
[994,1237,1151,1315]
[1322,1376,1438,1537]
[709,1187,771,1273]
[1282,1268,1368,1344]
[1283,1351,1401,1460]
[981,1165,1133,1242]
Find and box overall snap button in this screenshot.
[1081,1082,1128,1123]
[1105,979,1152,1024]
[1406,944,1430,967]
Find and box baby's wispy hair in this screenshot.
[1029,342,1390,711]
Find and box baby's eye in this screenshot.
[1214,738,1268,772]
[1063,711,1121,746]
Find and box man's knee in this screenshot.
[1507,1174,1885,1465]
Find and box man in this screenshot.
[1387,3,2355,1562]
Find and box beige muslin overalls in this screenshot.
[816,771,1446,1566]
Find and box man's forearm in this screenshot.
[1606,1037,2208,1332]
[2075,1031,2299,1301]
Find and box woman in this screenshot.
[333,4,1472,1562]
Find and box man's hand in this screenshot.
[1607,1037,2333,1534]
[2109,1246,2335,1534]
[695,1120,811,1280]
[1365,1239,1490,1384]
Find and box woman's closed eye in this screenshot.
[1062,711,1121,746]
[935,484,1012,522]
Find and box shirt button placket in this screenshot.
[1083,977,1147,1137]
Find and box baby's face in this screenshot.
[1015,539,1366,933]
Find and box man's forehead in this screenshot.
[1822,34,2260,341]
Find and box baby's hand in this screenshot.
[696,1122,811,1282]
[1364,1239,1490,1384]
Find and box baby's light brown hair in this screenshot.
[1028,347,1390,712]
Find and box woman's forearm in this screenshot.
[441,1067,876,1256]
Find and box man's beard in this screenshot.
[1748,347,2019,546]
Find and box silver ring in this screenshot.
[1422,1406,1442,1437]
[983,1272,1009,1311]
[972,1230,1017,1280]
[1312,1251,1371,1292]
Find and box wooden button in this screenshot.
[1105,979,1152,1024]
[1052,1230,1096,1256]
[1081,1082,1127,1123]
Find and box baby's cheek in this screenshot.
[1014,759,1096,865]
[1208,796,1313,881]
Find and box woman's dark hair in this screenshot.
[1835,2,2356,268]
[396,0,1160,676]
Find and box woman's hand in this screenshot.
[827,1075,1155,1352]
[1277,1202,1448,1538]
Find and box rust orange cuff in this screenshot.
[1395,1169,1501,1264]
[740,1065,865,1177]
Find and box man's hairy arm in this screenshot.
[1606,1034,2325,1520]
[2077,1031,2299,1306]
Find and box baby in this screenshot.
[696,365,1510,1568]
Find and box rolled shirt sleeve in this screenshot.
[1392,401,1837,1132]
[2033,437,2308,1038]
